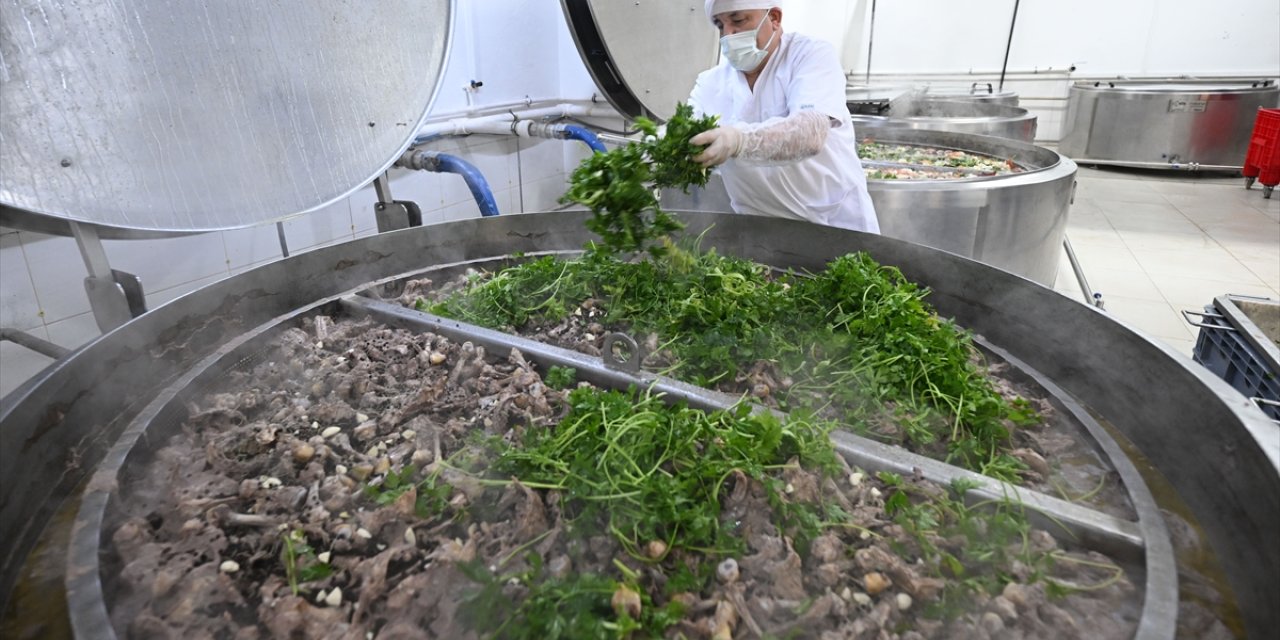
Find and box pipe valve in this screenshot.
[397,149,442,172]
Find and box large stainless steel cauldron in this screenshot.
[1,213,1276,639]
[1060,79,1280,170]
[920,84,1020,106]
[852,99,1038,143]
[662,129,1076,286]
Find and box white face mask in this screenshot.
[719,12,777,72]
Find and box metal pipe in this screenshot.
[999,0,1020,91]
[0,328,71,359]
[414,104,620,141]
[595,132,636,146]
[426,96,582,120]
[275,222,290,258]
[864,0,876,84]
[1072,158,1243,172]
[397,150,500,217]
[851,69,1074,79]
[1063,236,1103,309]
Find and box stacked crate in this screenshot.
[1243,108,1280,198]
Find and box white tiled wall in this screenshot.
[0,0,606,397]
[823,0,1280,78]
[0,134,583,396]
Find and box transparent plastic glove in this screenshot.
[690,110,832,168]
[691,126,744,167]
[735,110,832,165]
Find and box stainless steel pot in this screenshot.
[661,128,1076,286]
[1059,79,1280,170]
[920,83,1020,106]
[0,213,1275,638]
[853,99,1038,142]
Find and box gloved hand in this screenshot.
[691,126,744,168]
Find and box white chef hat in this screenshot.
[704,0,783,24]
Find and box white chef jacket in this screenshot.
[689,32,880,233]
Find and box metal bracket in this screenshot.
[375,201,424,233]
[70,222,147,332]
[373,173,424,232]
[601,332,642,373]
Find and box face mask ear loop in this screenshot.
[759,12,778,52]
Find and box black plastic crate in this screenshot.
[1191,302,1280,421]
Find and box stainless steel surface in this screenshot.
[1,212,1276,638]
[845,84,915,105]
[0,206,198,239]
[66,274,1172,639]
[854,99,1038,142]
[662,128,1075,285]
[0,0,453,235]
[561,0,718,121]
[1059,79,1280,169]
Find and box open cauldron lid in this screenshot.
[0,0,453,235]
[561,0,718,122]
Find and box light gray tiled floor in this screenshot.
[1053,167,1280,358]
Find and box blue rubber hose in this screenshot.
[431,153,500,217]
[562,124,607,154]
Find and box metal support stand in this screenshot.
[372,173,423,233]
[0,328,71,359]
[998,0,1020,91]
[864,0,877,84]
[1064,235,1104,309]
[276,222,290,258]
[69,222,146,332]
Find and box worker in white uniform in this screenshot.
[689,0,880,233]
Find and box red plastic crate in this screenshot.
[1243,108,1280,196]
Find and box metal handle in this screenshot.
[1251,398,1280,425]
[1180,309,1234,331]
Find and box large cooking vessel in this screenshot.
[1,213,1276,639]
[662,128,1075,286]
[845,84,1020,115]
[920,83,1020,106]
[851,99,1038,142]
[1059,79,1280,170]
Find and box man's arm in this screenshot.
[691,110,831,167]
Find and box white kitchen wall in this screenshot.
[789,0,1280,142]
[0,0,601,397]
[797,0,1280,77]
